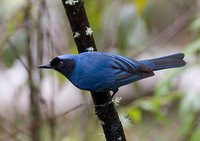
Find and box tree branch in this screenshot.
[25,1,42,141]
[60,0,126,140]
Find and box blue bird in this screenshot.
[39,52,186,95]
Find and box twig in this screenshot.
[0,104,83,141]
[60,0,126,140]
[57,104,84,118]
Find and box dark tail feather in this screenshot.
[145,53,186,71]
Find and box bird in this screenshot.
[39,52,186,97]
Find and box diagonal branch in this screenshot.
[60,0,126,140]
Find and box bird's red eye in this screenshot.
[59,61,64,67]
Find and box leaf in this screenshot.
[185,39,200,55]
[128,107,142,123]
[6,21,16,33]
[191,126,200,141]
[135,0,148,15]
[191,18,200,31]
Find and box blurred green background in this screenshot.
[0,0,200,141]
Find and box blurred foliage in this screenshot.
[0,0,200,141]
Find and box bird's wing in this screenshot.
[103,55,155,89]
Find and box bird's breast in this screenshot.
[67,56,115,91]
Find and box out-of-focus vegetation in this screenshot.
[0,0,200,141]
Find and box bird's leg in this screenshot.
[95,88,119,115]
[110,88,119,100]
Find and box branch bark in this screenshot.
[60,0,126,140]
[25,1,42,141]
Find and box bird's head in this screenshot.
[38,56,76,77]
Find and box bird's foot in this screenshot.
[110,88,118,100]
[95,89,118,115]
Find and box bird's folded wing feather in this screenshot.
[108,55,155,86]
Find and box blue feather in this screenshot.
[39,52,186,92]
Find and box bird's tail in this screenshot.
[142,53,186,71]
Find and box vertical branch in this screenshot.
[61,0,96,52]
[61,0,126,140]
[25,1,42,141]
[37,0,57,139]
[37,0,45,80]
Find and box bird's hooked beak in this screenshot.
[38,63,52,69]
